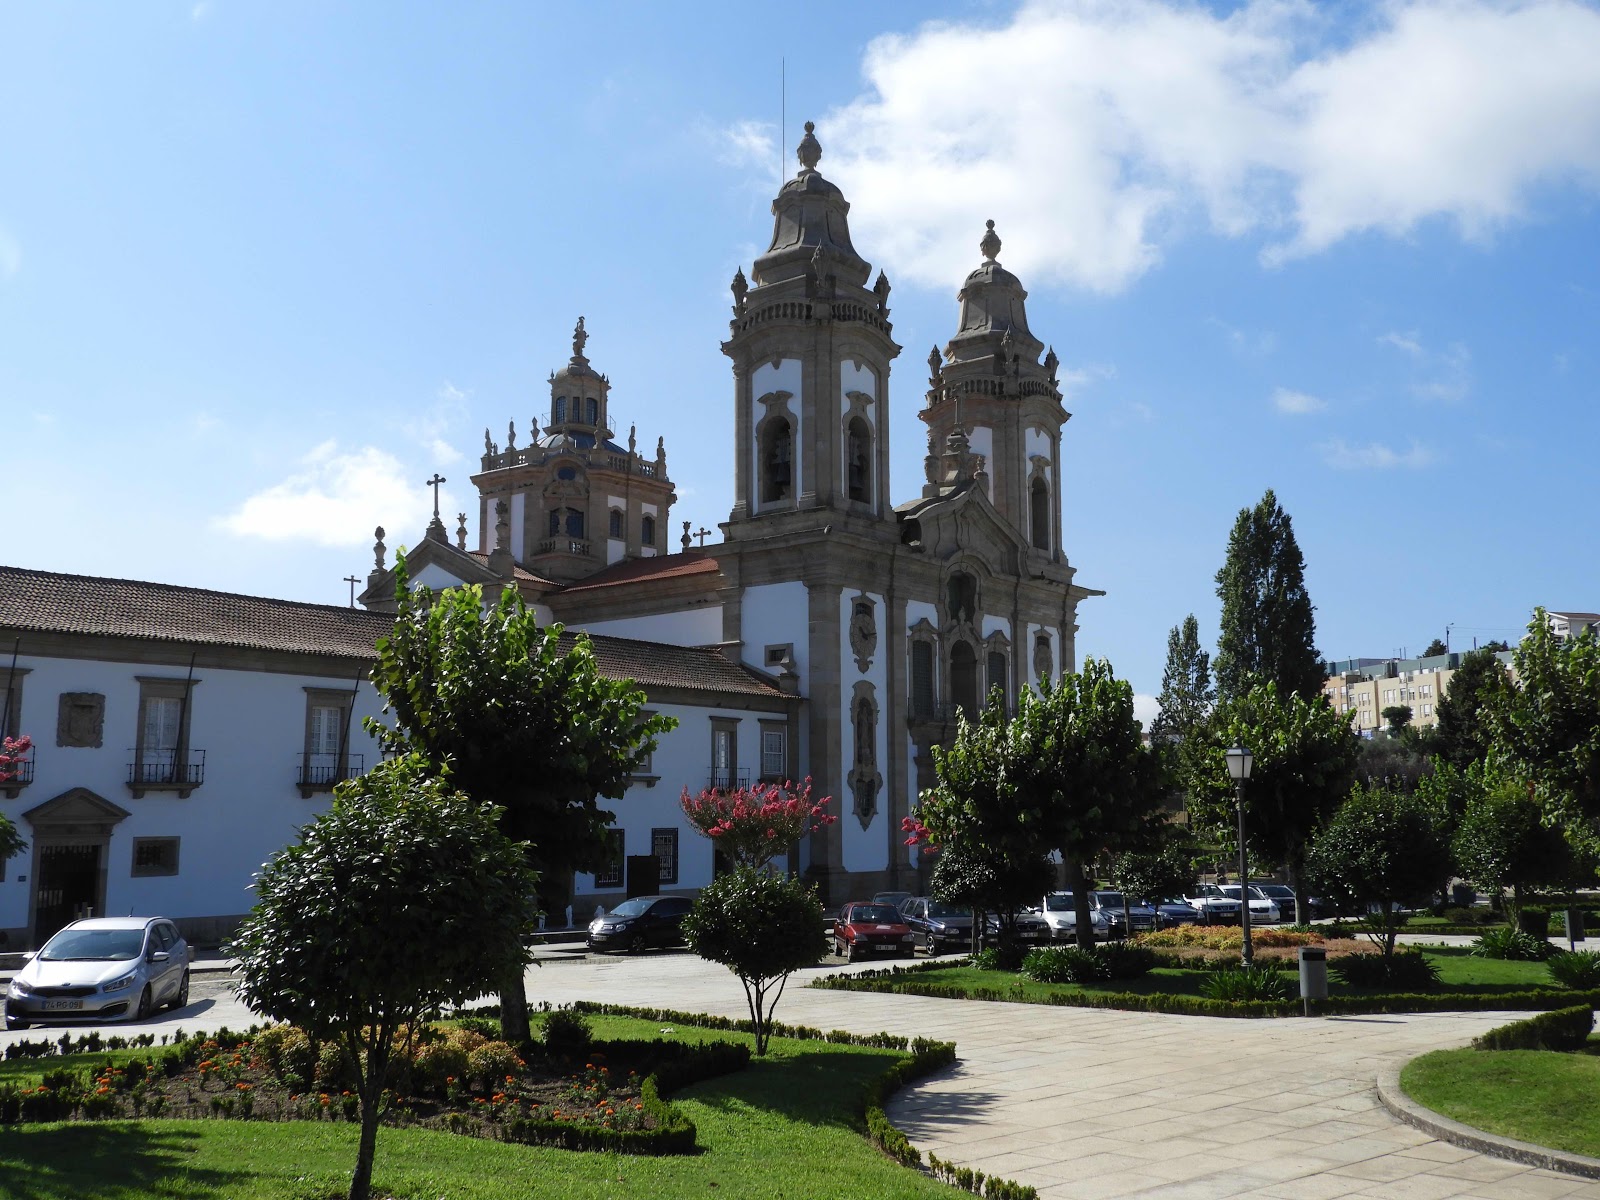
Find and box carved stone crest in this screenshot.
[1033,633,1053,683]
[848,595,877,673]
[848,681,882,831]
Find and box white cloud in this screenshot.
[1412,342,1472,403]
[716,120,779,172]
[1320,437,1436,469]
[408,381,470,464]
[785,0,1600,292]
[1133,692,1160,732]
[216,442,440,546]
[1272,387,1325,414]
[1378,330,1425,357]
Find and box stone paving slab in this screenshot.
[521,951,1600,1200]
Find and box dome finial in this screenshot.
[980,219,1001,263]
[796,120,821,173]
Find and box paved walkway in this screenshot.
[525,952,1600,1200]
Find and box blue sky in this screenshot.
[3,0,1598,712]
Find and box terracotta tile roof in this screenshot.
[564,631,785,698]
[0,565,393,659]
[555,550,721,594]
[461,550,556,586]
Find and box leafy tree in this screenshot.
[1213,489,1324,702]
[1106,832,1199,906]
[1015,659,1169,948]
[231,757,538,1200]
[0,735,30,865]
[1452,771,1574,921]
[1189,681,1359,924]
[1434,648,1512,770]
[1490,609,1600,850]
[1307,783,1453,959]
[1482,640,1511,653]
[679,778,836,869]
[1356,734,1433,794]
[682,866,827,1055]
[1421,638,1449,659]
[1381,704,1413,734]
[904,700,1058,960]
[366,559,675,1041]
[1150,615,1213,743]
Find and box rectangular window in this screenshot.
[759,723,786,782]
[910,641,934,718]
[1423,703,1432,716]
[135,678,196,785]
[302,688,355,791]
[710,717,739,790]
[763,643,794,669]
[652,827,679,886]
[987,651,1007,703]
[594,829,624,888]
[131,837,180,877]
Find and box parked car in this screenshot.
[586,895,692,953]
[1151,898,1203,928]
[984,909,1053,946]
[1039,892,1116,941]
[1219,885,1281,924]
[1183,886,1244,925]
[1252,883,1299,922]
[834,902,917,961]
[873,890,915,911]
[898,897,975,955]
[1092,890,1158,934]
[5,916,190,1029]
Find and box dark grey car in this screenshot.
[898,897,975,955]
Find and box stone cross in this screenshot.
[426,473,447,519]
[693,526,712,548]
[343,575,360,608]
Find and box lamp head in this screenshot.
[1224,744,1253,781]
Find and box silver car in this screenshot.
[5,917,190,1029]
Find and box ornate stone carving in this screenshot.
[848,594,877,673]
[946,571,978,627]
[56,693,105,748]
[848,681,882,831]
[1034,633,1053,683]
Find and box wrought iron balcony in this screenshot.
[296,753,365,798]
[708,767,750,793]
[127,750,205,798]
[1,755,32,799]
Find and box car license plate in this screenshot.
[42,999,83,1012]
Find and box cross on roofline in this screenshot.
[426,473,447,518]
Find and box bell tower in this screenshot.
[722,122,901,534]
[923,220,1070,562]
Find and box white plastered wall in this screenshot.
[511,491,526,559]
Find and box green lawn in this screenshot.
[1401,1040,1600,1159]
[0,1017,964,1200]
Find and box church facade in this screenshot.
[371,122,1100,905]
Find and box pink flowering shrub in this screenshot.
[0,734,30,782]
[679,777,837,869]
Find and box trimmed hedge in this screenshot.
[1472,1005,1595,1052]
[809,970,1600,1019]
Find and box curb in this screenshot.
[1376,1062,1600,1180]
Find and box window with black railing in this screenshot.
[127,748,205,795]
[709,766,750,792]
[1,753,32,798]
[296,752,364,796]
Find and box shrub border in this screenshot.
[568,1000,1039,1200]
[808,964,1600,1019]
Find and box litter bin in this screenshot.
[1565,908,1586,945]
[1298,946,1328,1017]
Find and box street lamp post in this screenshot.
[1225,745,1254,966]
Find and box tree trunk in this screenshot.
[1065,860,1094,950]
[348,1040,389,1200]
[499,966,531,1044]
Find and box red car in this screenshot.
[832,901,916,962]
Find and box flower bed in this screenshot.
[0,1020,748,1155]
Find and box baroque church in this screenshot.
[361,121,1100,904]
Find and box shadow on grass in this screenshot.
[0,1122,254,1199]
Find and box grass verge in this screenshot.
[1400,1039,1600,1159]
[0,1015,965,1200]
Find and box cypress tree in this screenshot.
[1213,489,1323,702]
